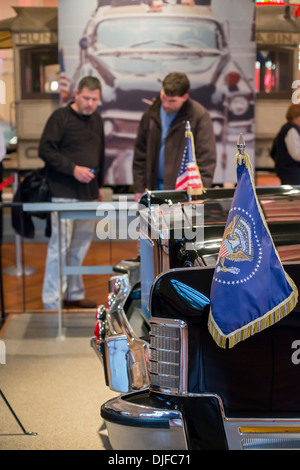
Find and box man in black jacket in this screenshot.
[39,76,105,309]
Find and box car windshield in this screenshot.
[96,17,224,51]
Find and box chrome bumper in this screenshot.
[101,394,188,450]
[92,270,150,393]
[101,391,300,450]
[91,334,149,393]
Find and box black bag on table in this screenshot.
[12,168,51,238]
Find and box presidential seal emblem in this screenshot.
[215,210,261,281]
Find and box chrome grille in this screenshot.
[149,318,188,395]
[114,119,139,136]
[242,438,300,450]
[150,348,179,364]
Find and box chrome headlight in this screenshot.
[213,119,223,137]
[104,119,114,138]
[228,95,249,116]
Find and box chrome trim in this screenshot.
[92,273,150,393]
[241,438,300,450]
[174,391,300,450]
[102,389,300,450]
[102,394,188,450]
[140,207,170,276]
[105,274,135,337]
[104,334,131,392]
[224,417,300,450]
[149,317,188,395]
[96,304,107,321]
[90,336,103,364]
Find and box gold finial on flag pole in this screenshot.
[185,120,191,137]
[237,133,245,154]
[236,133,252,170]
[236,133,249,166]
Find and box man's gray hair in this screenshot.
[77,76,102,93]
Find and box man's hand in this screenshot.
[135,192,143,202]
[73,165,95,183]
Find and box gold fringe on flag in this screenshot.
[208,278,298,349]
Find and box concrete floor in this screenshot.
[0,312,118,450]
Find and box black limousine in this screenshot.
[92,185,300,450]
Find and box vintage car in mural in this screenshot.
[92,185,300,450]
[71,2,254,180]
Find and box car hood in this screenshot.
[96,48,221,75]
[92,50,223,110]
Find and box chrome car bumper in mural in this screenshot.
[92,187,300,450]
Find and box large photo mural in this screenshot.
[58,0,255,186]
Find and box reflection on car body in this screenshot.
[71,2,254,181]
[92,185,300,450]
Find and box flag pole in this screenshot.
[236,133,246,168]
[185,122,192,202]
[237,133,245,155]
[185,120,191,135]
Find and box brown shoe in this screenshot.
[63,299,97,309]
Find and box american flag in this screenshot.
[175,145,189,191]
[175,123,204,196]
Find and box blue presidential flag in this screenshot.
[208,142,298,349]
